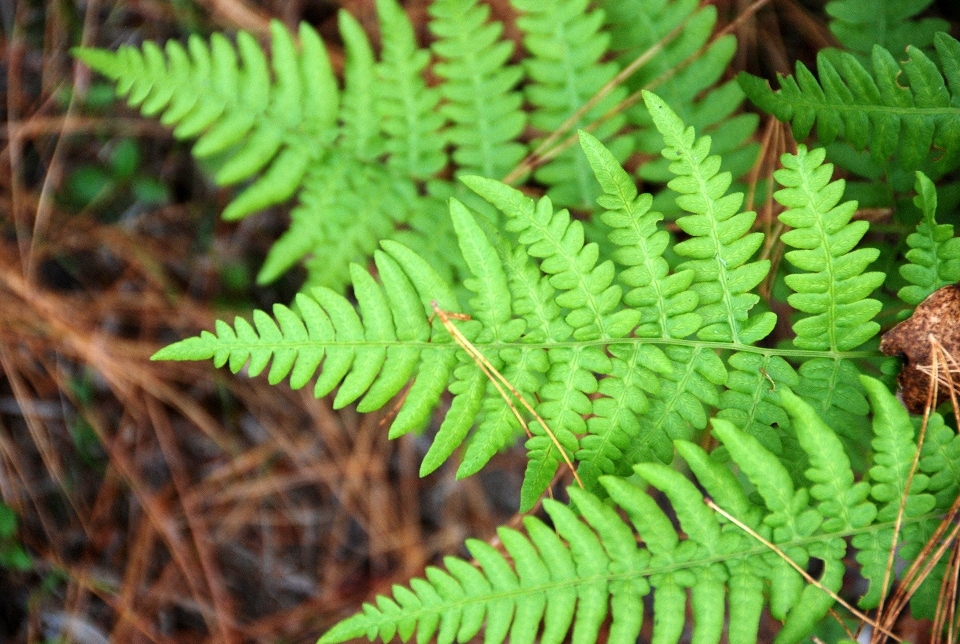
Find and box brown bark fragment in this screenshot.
[880,284,960,414]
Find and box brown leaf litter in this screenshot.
[880,284,960,414]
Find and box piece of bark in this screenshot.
[880,284,960,414]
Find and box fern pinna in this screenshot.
[74,0,756,292]
[313,378,955,644]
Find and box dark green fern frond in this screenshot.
[897,171,960,310]
[429,0,527,179]
[512,0,630,209]
[318,378,941,644]
[774,144,882,442]
[75,21,337,222]
[375,0,447,178]
[739,33,960,174]
[826,0,948,63]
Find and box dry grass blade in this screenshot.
[705,499,904,642]
[431,302,584,492]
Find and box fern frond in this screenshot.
[462,174,640,507]
[75,21,336,221]
[825,0,948,62]
[898,171,960,310]
[511,0,630,209]
[338,10,384,161]
[375,0,447,178]
[739,33,960,173]
[603,1,759,188]
[774,144,882,442]
[577,130,706,478]
[429,0,527,179]
[153,242,457,419]
[319,378,940,644]
[775,145,884,352]
[853,376,936,611]
[645,91,775,345]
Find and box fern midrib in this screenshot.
[355,513,935,628]
[680,150,744,343]
[798,162,841,352]
[204,336,877,360]
[785,100,960,119]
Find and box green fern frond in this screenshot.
[154,241,458,417]
[853,376,936,611]
[461,174,641,507]
[645,90,775,345]
[826,0,948,62]
[775,145,884,353]
[338,10,384,161]
[604,1,759,188]
[375,0,447,178]
[512,0,630,209]
[739,33,960,174]
[429,0,527,179]
[577,130,703,479]
[75,21,336,222]
[318,379,941,644]
[898,171,960,310]
[774,144,882,443]
[155,102,892,515]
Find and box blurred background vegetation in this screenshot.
[0,1,957,643]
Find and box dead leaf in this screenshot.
[880,284,960,414]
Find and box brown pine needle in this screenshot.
[430,302,584,490]
[705,498,903,642]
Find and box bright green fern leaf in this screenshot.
[897,171,960,311]
[774,144,881,446]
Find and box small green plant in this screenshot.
[75,1,960,642]
[64,138,169,219]
[0,503,31,572]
